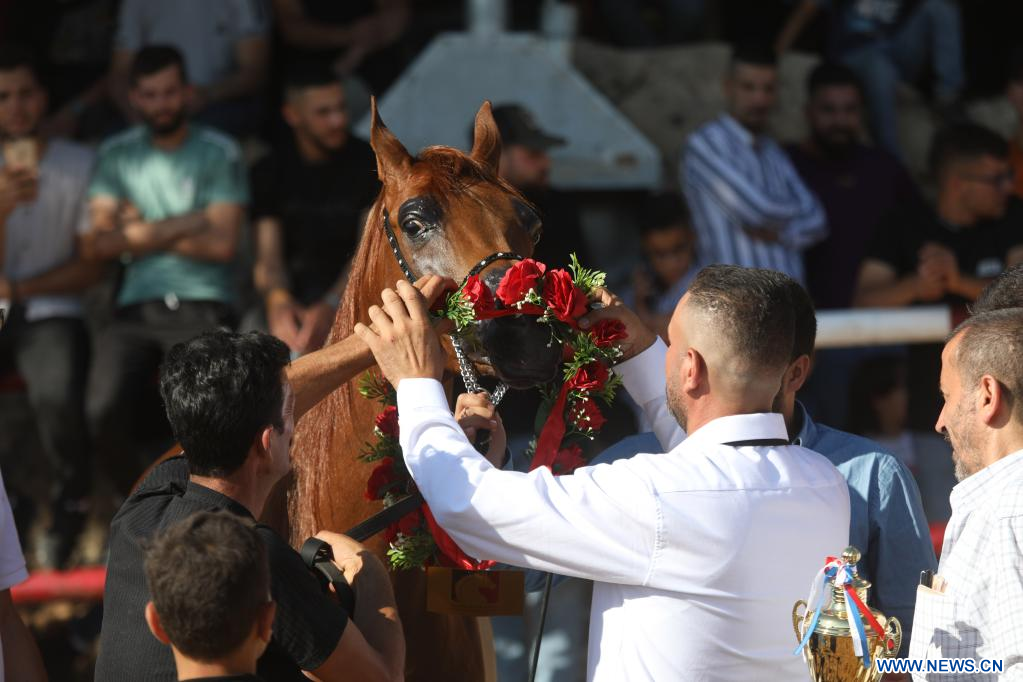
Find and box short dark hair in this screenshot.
[639,192,691,237]
[928,122,1008,179]
[783,278,817,361]
[686,265,795,375]
[0,43,40,83]
[973,264,1023,313]
[130,45,188,86]
[160,331,290,477]
[731,43,778,70]
[145,511,270,661]
[283,62,341,99]
[950,308,1023,422]
[807,61,863,99]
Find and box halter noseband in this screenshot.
[382,208,526,404]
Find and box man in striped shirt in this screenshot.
[681,44,826,283]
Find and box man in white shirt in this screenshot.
[909,308,1023,679]
[356,264,850,681]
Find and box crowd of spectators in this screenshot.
[0,1,1022,680]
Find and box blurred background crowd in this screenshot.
[1,0,1023,679]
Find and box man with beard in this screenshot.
[252,66,379,356]
[908,308,1023,677]
[786,62,921,310]
[83,45,248,494]
[682,44,826,284]
[0,45,103,567]
[356,265,850,681]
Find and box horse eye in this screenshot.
[402,218,427,237]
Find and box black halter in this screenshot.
[382,208,526,286]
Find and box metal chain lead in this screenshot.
[452,337,508,406]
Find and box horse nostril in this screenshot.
[477,314,563,388]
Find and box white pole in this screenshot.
[467,0,506,36]
[815,306,953,349]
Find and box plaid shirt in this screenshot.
[909,449,1023,680]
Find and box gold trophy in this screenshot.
[792,546,902,682]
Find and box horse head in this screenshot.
[367,99,564,388]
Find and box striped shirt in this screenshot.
[681,115,826,283]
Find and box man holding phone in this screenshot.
[0,44,103,568]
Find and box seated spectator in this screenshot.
[1005,47,1023,199]
[252,66,378,356]
[83,46,248,495]
[272,0,410,93]
[776,0,965,157]
[846,354,955,523]
[0,45,103,567]
[681,44,826,284]
[108,0,269,138]
[144,511,275,682]
[621,192,700,340]
[488,103,589,270]
[854,122,1023,429]
[973,262,1023,313]
[787,62,921,310]
[854,123,1023,308]
[95,326,413,680]
[0,467,47,681]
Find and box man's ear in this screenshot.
[145,601,172,645]
[978,374,1006,426]
[784,355,812,395]
[684,347,706,393]
[281,101,300,129]
[257,601,276,644]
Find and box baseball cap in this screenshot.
[491,104,566,150]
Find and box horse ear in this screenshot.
[470,101,502,173]
[370,96,412,183]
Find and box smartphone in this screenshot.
[3,138,37,172]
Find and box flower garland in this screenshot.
[362,255,627,570]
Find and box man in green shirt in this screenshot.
[83,45,248,494]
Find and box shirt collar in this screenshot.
[791,401,818,447]
[949,448,1023,513]
[682,412,789,450]
[184,480,255,520]
[719,114,757,147]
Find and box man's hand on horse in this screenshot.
[578,286,657,362]
[455,392,507,467]
[313,530,375,589]
[355,280,447,386]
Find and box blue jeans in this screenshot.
[839,0,964,156]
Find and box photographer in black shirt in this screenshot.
[93,276,456,681]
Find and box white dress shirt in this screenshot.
[909,449,1023,680]
[0,469,29,682]
[398,340,850,681]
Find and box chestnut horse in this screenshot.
[277,101,564,681]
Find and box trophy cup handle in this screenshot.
[792,600,808,643]
[883,616,903,658]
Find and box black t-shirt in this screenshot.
[251,137,380,305]
[94,457,348,682]
[865,198,1023,305]
[185,676,262,682]
[526,188,589,271]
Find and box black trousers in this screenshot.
[86,300,235,494]
[0,309,91,513]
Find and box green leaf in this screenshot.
[569,253,607,295]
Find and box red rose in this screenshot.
[542,269,588,324]
[566,362,609,393]
[364,457,396,500]
[552,443,586,475]
[384,523,399,544]
[570,399,606,432]
[375,405,399,439]
[591,319,628,348]
[461,274,496,317]
[397,510,421,535]
[496,258,546,307]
